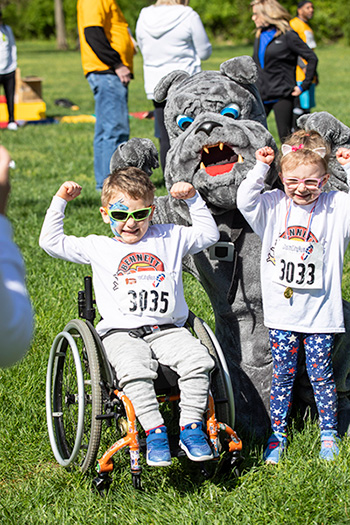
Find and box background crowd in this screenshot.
[72,0,320,188]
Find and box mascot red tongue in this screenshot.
[206,164,234,176]
[110,56,350,437]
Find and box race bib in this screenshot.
[273,238,324,290]
[116,271,176,317]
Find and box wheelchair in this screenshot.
[46,276,242,493]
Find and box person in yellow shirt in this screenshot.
[290,1,318,126]
[77,0,135,190]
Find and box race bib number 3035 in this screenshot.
[116,271,176,317]
[273,238,324,290]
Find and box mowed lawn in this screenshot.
[0,41,350,524]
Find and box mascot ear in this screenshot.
[154,70,190,102]
[220,56,258,85]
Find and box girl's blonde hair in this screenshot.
[155,0,189,5]
[279,129,330,174]
[101,167,155,207]
[251,0,291,37]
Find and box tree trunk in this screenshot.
[54,0,68,50]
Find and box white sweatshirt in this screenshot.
[0,216,33,367]
[237,161,350,333]
[39,192,219,335]
[136,5,212,99]
[0,24,17,74]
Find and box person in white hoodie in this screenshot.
[136,0,212,172]
[0,9,17,131]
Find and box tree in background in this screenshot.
[54,0,68,50]
[0,0,349,46]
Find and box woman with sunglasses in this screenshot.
[39,167,220,467]
[237,129,350,464]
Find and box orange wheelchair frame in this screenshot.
[46,277,242,493]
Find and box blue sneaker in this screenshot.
[263,432,287,464]
[179,422,213,462]
[146,425,172,467]
[320,430,340,461]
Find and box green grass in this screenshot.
[1,41,350,524]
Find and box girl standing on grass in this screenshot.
[237,129,350,463]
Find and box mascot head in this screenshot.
[154,56,279,214]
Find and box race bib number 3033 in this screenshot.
[116,271,176,317]
[273,238,324,290]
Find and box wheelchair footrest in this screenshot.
[169,435,186,458]
[95,412,118,420]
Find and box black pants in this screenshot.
[153,100,170,174]
[0,70,16,122]
[264,96,294,142]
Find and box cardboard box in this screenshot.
[15,68,43,103]
[0,69,46,122]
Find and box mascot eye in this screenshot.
[176,115,194,131]
[220,104,240,119]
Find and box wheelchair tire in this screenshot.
[46,319,102,472]
[190,314,235,429]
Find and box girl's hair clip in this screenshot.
[281,144,303,155]
[281,144,327,158]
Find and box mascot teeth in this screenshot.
[199,144,244,176]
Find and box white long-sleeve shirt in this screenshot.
[0,24,17,74]
[0,216,33,367]
[237,161,350,333]
[39,192,219,336]
[136,5,212,99]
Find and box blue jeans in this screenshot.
[87,73,129,190]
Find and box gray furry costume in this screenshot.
[110,56,350,437]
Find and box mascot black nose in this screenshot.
[195,121,223,136]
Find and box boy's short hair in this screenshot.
[101,167,156,207]
[279,129,330,173]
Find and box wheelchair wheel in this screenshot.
[189,313,235,428]
[46,319,102,472]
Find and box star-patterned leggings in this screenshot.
[269,329,337,433]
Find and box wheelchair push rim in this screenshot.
[46,319,102,472]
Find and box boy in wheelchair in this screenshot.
[39,167,220,467]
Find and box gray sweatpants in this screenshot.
[103,327,214,431]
